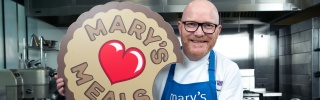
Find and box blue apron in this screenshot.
[161,50,218,100]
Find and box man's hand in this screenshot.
[54,75,65,96]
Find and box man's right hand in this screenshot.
[54,75,65,96]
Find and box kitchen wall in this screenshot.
[215,26,252,69]
[277,17,320,100]
[215,24,279,94]
[0,0,26,69]
[253,24,279,92]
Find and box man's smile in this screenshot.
[189,39,208,43]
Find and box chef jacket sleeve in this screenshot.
[218,62,243,100]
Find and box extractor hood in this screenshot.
[22,0,319,27]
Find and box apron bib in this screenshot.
[161,50,218,100]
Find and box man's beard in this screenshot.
[181,36,215,58]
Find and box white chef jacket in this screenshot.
[153,50,243,100]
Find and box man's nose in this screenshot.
[194,26,205,36]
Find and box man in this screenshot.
[56,0,243,99]
[152,0,243,100]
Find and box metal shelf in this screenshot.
[27,46,59,52]
[26,35,59,68]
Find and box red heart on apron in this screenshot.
[99,40,146,85]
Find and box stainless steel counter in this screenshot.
[244,90,282,100]
[260,91,282,97]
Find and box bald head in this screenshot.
[182,0,219,24]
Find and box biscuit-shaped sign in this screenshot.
[57,1,183,100]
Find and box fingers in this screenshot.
[57,80,64,88]
[54,75,58,80]
[56,76,65,96]
[56,78,64,84]
[58,87,65,96]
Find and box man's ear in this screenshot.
[215,25,222,36]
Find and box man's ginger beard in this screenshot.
[181,35,216,58]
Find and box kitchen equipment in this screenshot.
[0,69,23,100]
[30,34,57,48]
[240,69,282,100]
[0,68,49,100]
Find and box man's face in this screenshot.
[178,5,221,60]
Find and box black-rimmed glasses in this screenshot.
[181,21,219,34]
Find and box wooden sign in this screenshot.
[57,2,183,100]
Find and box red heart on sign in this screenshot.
[99,40,146,85]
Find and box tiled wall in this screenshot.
[278,17,320,100]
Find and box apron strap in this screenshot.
[208,50,215,81]
[167,64,176,80]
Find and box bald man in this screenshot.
[153,0,243,100]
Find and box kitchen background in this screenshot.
[1,0,320,100]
